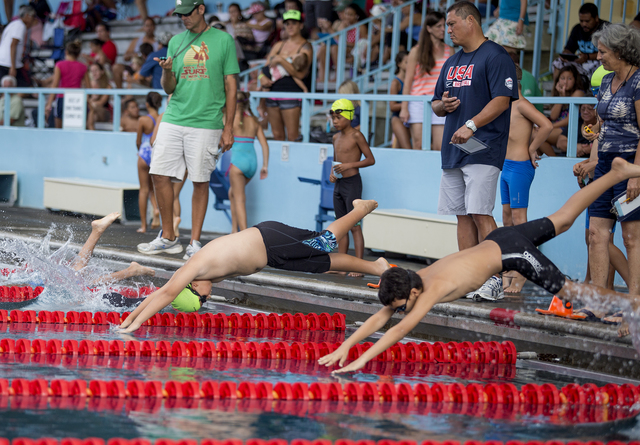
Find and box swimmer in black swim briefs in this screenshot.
[321,158,640,374]
[118,199,391,333]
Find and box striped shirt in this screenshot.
[410,46,452,96]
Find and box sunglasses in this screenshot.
[329,109,353,118]
[394,298,409,314]
[176,6,198,18]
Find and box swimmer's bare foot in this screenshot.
[348,272,364,278]
[619,320,630,337]
[352,199,378,215]
[504,273,526,294]
[129,261,155,277]
[151,213,160,230]
[92,212,121,234]
[325,270,348,276]
[611,157,640,180]
[173,216,181,238]
[137,227,146,233]
[374,257,391,276]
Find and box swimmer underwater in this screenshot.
[118,199,390,333]
[320,158,640,374]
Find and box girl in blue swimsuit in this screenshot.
[135,92,163,233]
[227,91,270,232]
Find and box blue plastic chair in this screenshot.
[298,156,335,232]
[209,151,232,223]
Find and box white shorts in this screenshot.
[408,101,446,125]
[438,163,501,215]
[150,122,222,183]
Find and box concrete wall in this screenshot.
[0,126,618,284]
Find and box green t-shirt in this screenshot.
[163,27,240,130]
[520,69,543,112]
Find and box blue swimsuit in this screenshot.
[229,136,258,179]
[138,115,156,166]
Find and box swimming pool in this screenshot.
[0,291,639,443]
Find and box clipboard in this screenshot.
[453,137,489,154]
[611,191,640,221]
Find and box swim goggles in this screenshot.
[329,109,354,119]
[394,298,409,314]
[186,283,207,305]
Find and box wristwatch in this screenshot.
[465,120,477,133]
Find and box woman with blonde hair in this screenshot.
[226,91,270,232]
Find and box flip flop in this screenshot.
[367,264,398,289]
[602,311,624,325]
[572,308,603,322]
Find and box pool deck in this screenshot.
[0,206,638,378]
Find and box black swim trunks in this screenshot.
[102,292,145,309]
[255,221,338,274]
[485,217,566,294]
[334,173,363,222]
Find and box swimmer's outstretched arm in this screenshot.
[118,263,200,333]
[318,306,394,368]
[326,289,443,374]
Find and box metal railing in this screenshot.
[1,88,166,131]
[0,88,598,158]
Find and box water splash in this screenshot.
[0,225,152,312]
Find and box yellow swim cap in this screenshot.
[171,284,202,313]
[331,99,355,120]
[591,65,612,88]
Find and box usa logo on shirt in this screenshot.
[446,64,474,87]
[505,77,513,90]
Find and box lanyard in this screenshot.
[172,27,209,60]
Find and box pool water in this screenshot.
[0,299,639,443]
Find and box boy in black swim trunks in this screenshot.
[320,158,640,374]
[117,199,390,333]
[329,99,376,277]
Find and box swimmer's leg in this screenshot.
[328,253,390,276]
[548,158,640,235]
[72,212,121,271]
[326,199,378,240]
[89,262,155,286]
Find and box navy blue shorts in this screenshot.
[588,151,640,221]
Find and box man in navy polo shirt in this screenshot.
[432,1,518,301]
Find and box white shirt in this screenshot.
[0,19,27,69]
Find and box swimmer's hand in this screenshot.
[116,323,140,334]
[260,166,268,180]
[333,163,349,175]
[330,357,366,375]
[318,345,349,368]
[329,171,337,183]
[529,151,540,169]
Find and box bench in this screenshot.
[0,171,18,206]
[363,209,459,260]
[43,177,140,222]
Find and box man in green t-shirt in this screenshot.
[138,0,239,259]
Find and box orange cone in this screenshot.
[535,296,586,319]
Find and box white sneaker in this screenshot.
[183,240,202,260]
[471,276,505,301]
[137,231,183,255]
